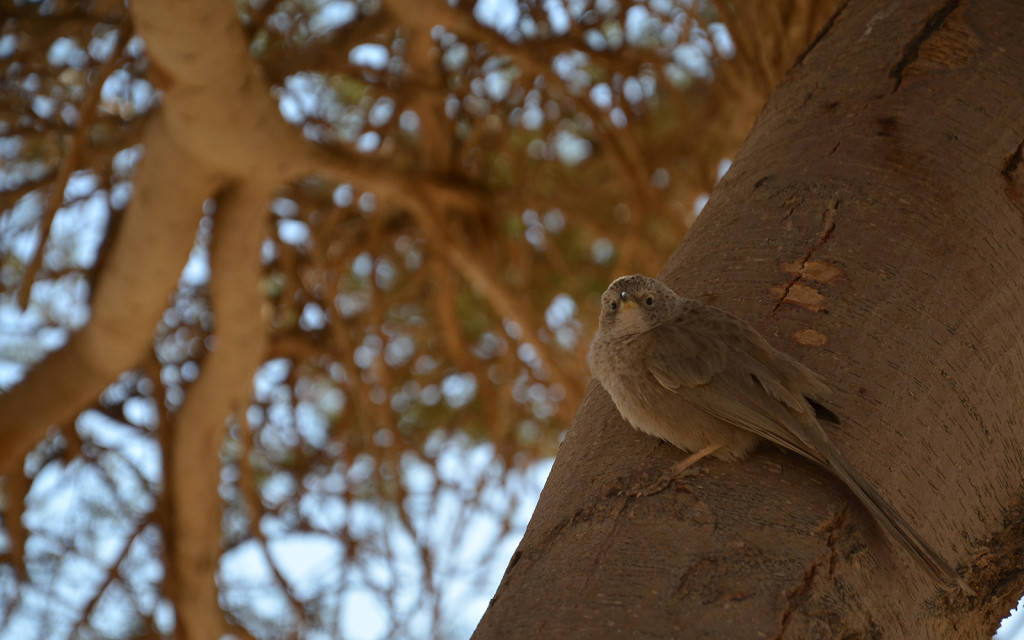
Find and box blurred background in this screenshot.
[1,0,1019,638]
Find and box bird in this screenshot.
[587,274,973,594]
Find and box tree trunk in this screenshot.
[473,1,1024,638]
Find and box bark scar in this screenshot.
[792,0,850,70]
[772,509,845,640]
[1001,141,1024,208]
[888,0,962,91]
[1003,141,1024,181]
[769,200,838,318]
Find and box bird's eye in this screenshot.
[645,297,654,306]
[610,302,618,310]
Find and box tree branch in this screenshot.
[166,179,272,639]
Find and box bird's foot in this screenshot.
[637,444,722,497]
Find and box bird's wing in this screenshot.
[644,320,728,388]
[645,313,808,410]
[644,319,828,464]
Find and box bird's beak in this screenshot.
[618,290,636,308]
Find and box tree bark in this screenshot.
[474,1,1024,638]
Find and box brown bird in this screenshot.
[588,274,973,594]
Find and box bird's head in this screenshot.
[599,274,676,333]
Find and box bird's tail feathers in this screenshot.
[823,444,975,596]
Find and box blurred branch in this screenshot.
[406,188,582,415]
[388,0,669,274]
[3,470,29,582]
[71,515,151,639]
[165,179,272,639]
[239,408,306,639]
[258,7,398,79]
[16,16,131,309]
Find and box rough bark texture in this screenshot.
[474,1,1024,638]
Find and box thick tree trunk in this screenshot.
[474,1,1024,638]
